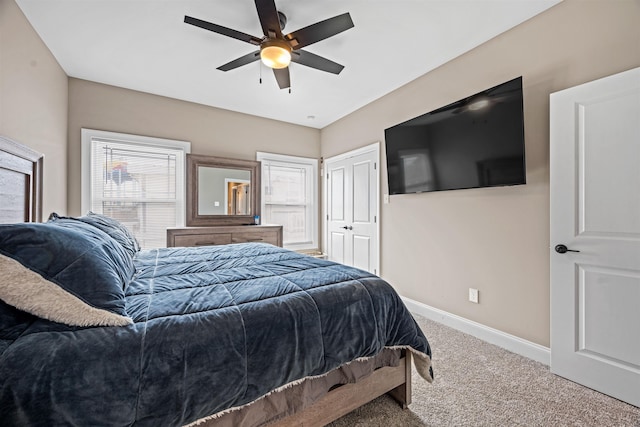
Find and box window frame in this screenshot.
[256,152,318,251]
[81,128,191,246]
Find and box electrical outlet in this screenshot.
[468,288,479,304]
[383,194,389,204]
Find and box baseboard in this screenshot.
[401,296,550,366]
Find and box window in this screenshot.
[257,152,318,251]
[82,129,190,249]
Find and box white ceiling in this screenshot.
[17,0,561,129]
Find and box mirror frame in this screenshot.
[186,154,261,226]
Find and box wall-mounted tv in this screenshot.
[384,76,526,195]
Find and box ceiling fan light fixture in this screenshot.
[260,40,291,69]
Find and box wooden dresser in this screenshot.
[167,225,283,248]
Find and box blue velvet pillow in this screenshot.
[49,212,141,256]
[46,215,135,284]
[0,223,132,327]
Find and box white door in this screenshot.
[550,66,640,407]
[325,145,379,274]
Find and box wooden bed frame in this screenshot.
[0,136,43,224]
[0,135,412,426]
[273,351,411,427]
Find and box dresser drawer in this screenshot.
[231,230,279,245]
[173,233,232,247]
[167,225,283,248]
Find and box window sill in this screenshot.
[297,249,327,259]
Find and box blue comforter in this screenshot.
[1,243,432,426]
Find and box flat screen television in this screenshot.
[384,76,526,195]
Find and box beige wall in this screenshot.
[67,78,320,216]
[320,0,640,347]
[0,0,68,215]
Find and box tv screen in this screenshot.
[384,76,526,195]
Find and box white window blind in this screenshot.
[82,129,190,249]
[257,152,318,250]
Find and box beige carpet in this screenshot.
[329,315,640,426]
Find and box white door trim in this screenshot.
[322,142,380,274]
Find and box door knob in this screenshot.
[341,226,353,230]
[555,244,580,254]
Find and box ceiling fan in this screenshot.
[184,0,354,90]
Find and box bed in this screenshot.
[0,135,433,426]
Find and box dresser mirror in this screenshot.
[186,154,261,226]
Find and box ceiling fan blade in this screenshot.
[254,0,283,39]
[185,16,262,45]
[273,67,290,89]
[217,51,261,72]
[291,50,344,75]
[285,13,353,50]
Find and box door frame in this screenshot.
[322,142,380,274]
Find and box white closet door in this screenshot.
[326,146,379,274]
